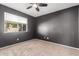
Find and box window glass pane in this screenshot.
[4,12,28,33]
[23,24,26,31]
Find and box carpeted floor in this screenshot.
[0,39,79,56]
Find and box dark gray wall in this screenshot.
[78,6,79,48]
[36,6,78,48]
[0,5,35,47]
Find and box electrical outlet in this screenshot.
[17,38,19,41]
[47,37,49,40]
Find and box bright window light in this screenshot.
[4,12,28,33]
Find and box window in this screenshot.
[4,12,28,33]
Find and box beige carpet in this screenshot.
[0,39,79,56]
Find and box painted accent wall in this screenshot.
[0,5,35,47]
[36,6,78,48]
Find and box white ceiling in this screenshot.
[1,3,79,17]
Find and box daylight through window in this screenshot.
[4,12,28,33]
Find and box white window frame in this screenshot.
[4,12,28,33]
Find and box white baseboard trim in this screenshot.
[50,42,79,50]
[35,39,79,50]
